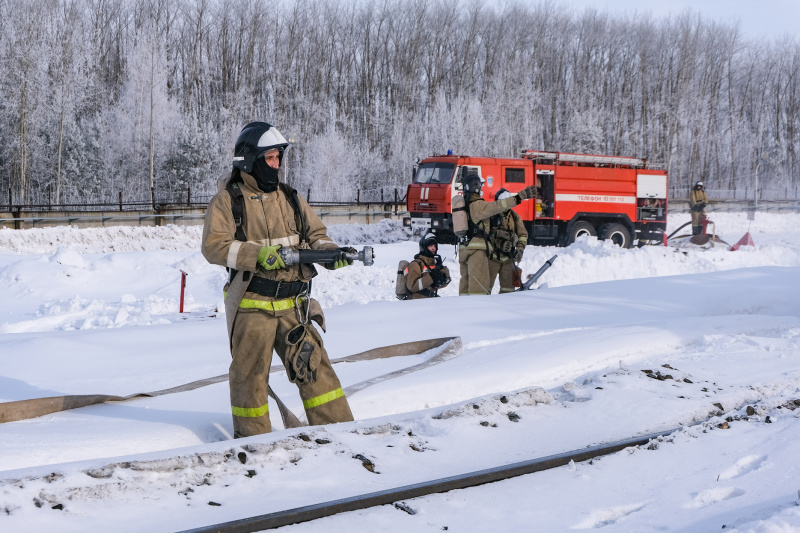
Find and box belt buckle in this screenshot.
[273,280,283,299]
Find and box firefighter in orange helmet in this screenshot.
[405,233,451,299]
[689,181,710,235]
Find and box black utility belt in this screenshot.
[247,276,310,299]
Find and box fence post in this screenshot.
[187,187,191,206]
[307,188,311,203]
[357,189,360,205]
[119,191,123,211]
[48,186,51,211]
[381,189,384,204]
[394,188,398,214]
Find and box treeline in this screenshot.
[0,0,798,205]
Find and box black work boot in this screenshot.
[692,225,702,235]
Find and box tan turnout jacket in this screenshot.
[462,192,521,254]
[491,209,528,262]
[690,188,709,209]
[405,254,450,299]
[201,171,339,303]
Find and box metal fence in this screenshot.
[670,186,800,202]
[1,186,408,214]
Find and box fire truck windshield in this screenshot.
[414,162,455,184]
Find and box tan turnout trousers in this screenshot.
[459,246,493,295]
[230,307,353,437]
[489,259,517,294]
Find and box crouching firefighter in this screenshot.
[404,233,451,299]
[458,175,537,295]
[201,121,354,438]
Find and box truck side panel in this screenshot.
[551,167,637,223]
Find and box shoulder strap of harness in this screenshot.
[279,182,309,245]
[226,182,247,242]
[465,194,492,256]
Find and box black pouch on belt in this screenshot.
[283,324,323,384]
[493,229,514,254]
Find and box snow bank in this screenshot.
[0,218,412,254]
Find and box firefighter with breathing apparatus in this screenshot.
[201,121,356,437]
[457,175,537,295]
[404,233,451,299]
[487,188,528,294]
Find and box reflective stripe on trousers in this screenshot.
[303,387,345,410]
[231,403,269,417]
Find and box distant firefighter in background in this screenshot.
[689,181,710,235]
[403,233,451,299]
[487,189,528,294]
[458,175,537,295]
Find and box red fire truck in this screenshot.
[404,150,667,248]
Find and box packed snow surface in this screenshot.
[1,212,799,532]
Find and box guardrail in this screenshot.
[0,204,408,230]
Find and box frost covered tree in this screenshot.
[0,0,799,206]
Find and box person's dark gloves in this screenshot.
[515,185,537,203]
[431,267,450,288]
[513,245,524,263]
[333,247,355,269]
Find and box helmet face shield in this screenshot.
[254,128,289,159]
[495,188,513,201]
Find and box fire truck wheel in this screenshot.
[599,223,632,248]
[565,221,596,244]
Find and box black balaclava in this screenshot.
[251,153,280,192]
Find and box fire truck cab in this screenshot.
[405,150,667,248]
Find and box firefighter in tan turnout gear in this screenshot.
[488,189,529,294]
[689,181,710,235]
[202,121,354,438]
[405,233,451,299]
[458,175,537,295]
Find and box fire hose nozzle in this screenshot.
[351,245,375,266]
[278,246,375,267]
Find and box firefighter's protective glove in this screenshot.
[431,267,450,288]
[257,245,285,271]
[515,185,537,202]
[513,246,524,263]
[332,247,355,269]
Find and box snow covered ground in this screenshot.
[1,212,799,532]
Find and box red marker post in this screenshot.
[179,270,188,313]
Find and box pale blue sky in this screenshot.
[511,0,799,39]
